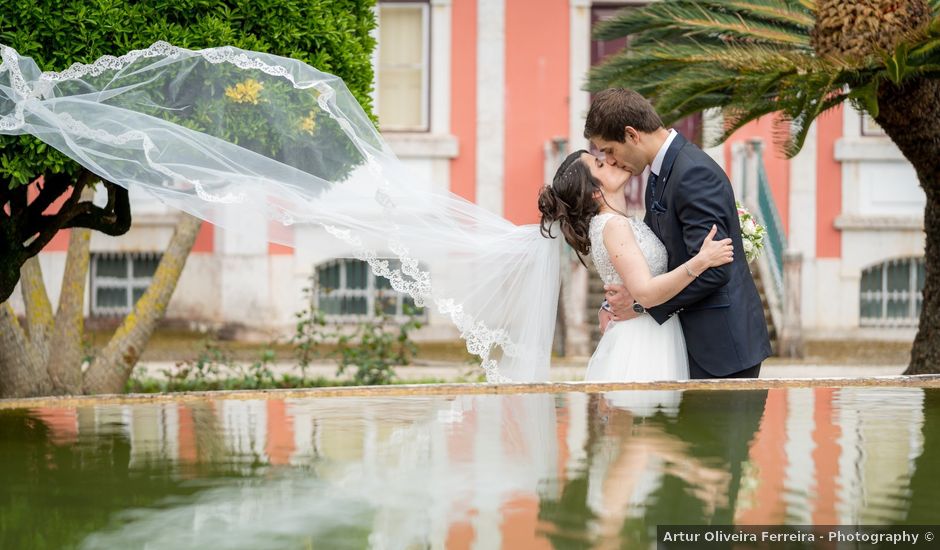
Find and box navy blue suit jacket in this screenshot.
[644,133,771,376]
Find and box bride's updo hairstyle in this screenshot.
[537,149,600,259]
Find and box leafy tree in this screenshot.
[588,0,940,374]
[0,0,377,396]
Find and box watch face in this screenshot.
[632,302,644,313]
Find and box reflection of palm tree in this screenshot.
[903,389,940,525]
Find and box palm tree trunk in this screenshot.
[910,194,940,374]
[0,303,51,397]
[45,226,91,394]
[875,78,940,375]
[83,214,202,394]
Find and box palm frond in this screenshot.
[717,103,784,144]
[911,29,940,58]
[594,1,812,48]
[795,0,816,11]
[661,94,736,125]
[587,0,940,158]
[908,63,940,79]
[635,41,823,72]
[710,0,815,28]
[777,93,847,157]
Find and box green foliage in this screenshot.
[587,1,940,158]
[125,334,348,392]
[0,0,377,189]
[126,279,426,392]
[294,277,424,386]
[334,303,423,386]
[291,279,331,380]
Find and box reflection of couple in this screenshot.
[539,89,771,381]
[536,389,769,548]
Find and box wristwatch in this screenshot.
[632,301,646,314]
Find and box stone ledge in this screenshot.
[3,375,938,409]
[384,133,459,159]
[131,212,184,226]
[834,137,906,162]
[834,214,923,231]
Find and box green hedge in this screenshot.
[0,0,377,187]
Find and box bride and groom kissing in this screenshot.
[539,88,772,381]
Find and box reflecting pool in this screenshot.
[1,385,938,549]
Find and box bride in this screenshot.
[537,150,733,382]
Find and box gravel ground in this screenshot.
[120,329,914,383]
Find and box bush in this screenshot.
[126,282,426,392]
[293,279,424,386]
[0,0,376,187]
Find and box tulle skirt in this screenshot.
[584,314,689,416]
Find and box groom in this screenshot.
[586,88,771,379]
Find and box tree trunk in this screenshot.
[0,303,51,397]
[19,257,53,360]
[875,78,940,375]
[45,225,91,394]
[83,214,202,394]
[909,193,940,374]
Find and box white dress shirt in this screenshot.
[650,129,678,177]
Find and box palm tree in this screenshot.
[588,0,940,375]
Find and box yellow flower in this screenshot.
[224,79,264,104]
[300,111,317,135]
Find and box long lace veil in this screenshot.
[0,42,561,382]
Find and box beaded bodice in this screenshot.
[589,213,668,285]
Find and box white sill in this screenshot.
[834,214,923,231]
[382,132,459,159]
[834,137,906,162]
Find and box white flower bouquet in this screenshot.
[736,201,765,263]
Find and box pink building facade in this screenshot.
[12,0,926,351]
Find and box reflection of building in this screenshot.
[10,1,924,349]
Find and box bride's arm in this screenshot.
[603,218,732,308]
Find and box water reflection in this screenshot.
[0,387,936,549]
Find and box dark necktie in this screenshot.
[648,170,667,214]
[647,170,658,199]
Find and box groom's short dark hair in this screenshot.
[584,88,664,142]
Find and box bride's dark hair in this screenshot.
[537,149,600,260]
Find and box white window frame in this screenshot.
[375,1,431,132]
[90,252,161,316]
[861,113,886,137]
[859,257,924,327]
[314,258,426,323]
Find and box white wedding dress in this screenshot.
[584,213,690,389]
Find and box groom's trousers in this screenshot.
[688,356,761,379]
